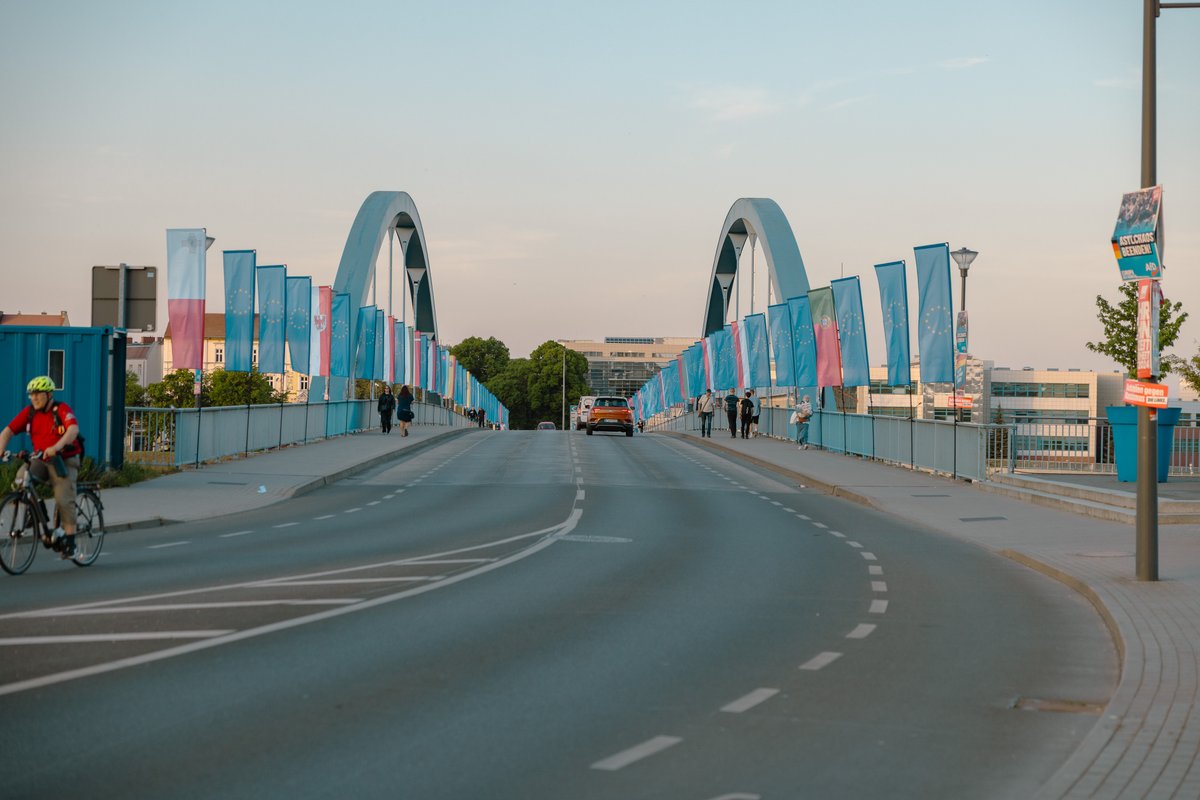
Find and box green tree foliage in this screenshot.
[488,358,532,429]
[450,336,511,384]
[125,371,147,407]
[1085,283,1187,377]
[1164,350,1200,396]
[145,369,204,408]
[524,341,591,428]
[207,369,287,406]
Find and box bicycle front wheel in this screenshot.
[0,493,39,575]
[71,490,105,567]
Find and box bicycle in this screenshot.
[0,450,105,575]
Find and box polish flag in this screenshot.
[731,320,748,389]
[309,285,332,377]
[677,355,688,400]
[166,228,207,370]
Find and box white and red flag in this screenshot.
[166,228,207,370]
[309,285,332,377]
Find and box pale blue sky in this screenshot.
[2,1,1197,378]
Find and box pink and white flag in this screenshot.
[384,316,396,384]
[731,320,749,389]
[166,228,207,370]
[309,285,332,377]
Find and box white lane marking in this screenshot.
[872,581,888,592]
[870,600,890,614]
[797,514,810,520]
[367,501,381,506]
[770,501,782,506]
[800,651,843,671]
[344,508,361,514]
[860,552,878,561]
[829,531,846,538]
[783,507,796,513]
[220,530,253,538]
[273,522,299,529]
[869,565,884,575]
[846,541,863,548]
[576,489,585,501]
[748,491,762,496]
[314,514,335,520]
[400,558,495,565]
[846,624,877,639]
[149,542,189,550]
[591,736,683,771]
[0,509,584,697]
[383,494,395,500]
[0,631,234,645]
[812,522,827,529]
[254,578,441,586]
[721,688,780,713]
[12,600,360,617]
[706,794,761,800]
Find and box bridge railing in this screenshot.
[125,399,472,468]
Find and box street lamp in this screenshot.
[950,247,978,310]
[716,273,735,323]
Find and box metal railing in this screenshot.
[646,408,1200,480]
[125,399,473,468]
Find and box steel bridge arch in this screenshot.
[324,190,438,399]
[701,198,811,336]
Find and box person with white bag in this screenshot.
[790,395,813,449]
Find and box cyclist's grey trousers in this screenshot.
[20,456,80,529]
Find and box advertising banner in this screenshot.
[1112,186,1164,281]
[1137,279,1161,379]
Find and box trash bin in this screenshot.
[1106,405,1182,482]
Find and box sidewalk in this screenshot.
[666,428,1200,800]
[99,425,476,530]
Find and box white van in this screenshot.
[576,396,596,430]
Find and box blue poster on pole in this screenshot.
[1112,186,1164,281]
[257,265,287,375]
[223,250,256,372]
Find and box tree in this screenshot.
[525,341,591,426]
[1164,349,1200,396]
[145,369,204,408]
[450,336,511,384]
[207,369,287,406]
[1085,282,1187,376]
[125,371,146,407]
[488,358,533,429]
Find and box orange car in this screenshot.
[586,396,634,437]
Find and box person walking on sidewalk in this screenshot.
[723,389,739,438]
[696,389,715,437]
[377,384,395,434]
[792,394,813,449]
[395,385,414,437]
[739,390,755,439]
[748,388,760,437]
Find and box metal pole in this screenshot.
[561,344,567,431]
[1137,0,1159,581]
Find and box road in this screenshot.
[0,430,1116,799]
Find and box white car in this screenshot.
[576,396,595,430]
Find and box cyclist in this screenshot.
[0,376,82,558]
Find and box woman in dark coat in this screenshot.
[396,385,415,437]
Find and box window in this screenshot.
[48,350,65,392]
[300,375,309,391]
[992,382,1090,399]
[215,345,224,364]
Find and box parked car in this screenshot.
[576,396,596,430]
[536,421,557,430]
[586,396,634,437]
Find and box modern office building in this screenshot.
[559,336,693,398]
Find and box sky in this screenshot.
[2,1,1197,383]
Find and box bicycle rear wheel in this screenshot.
[0,493,39,575]
[71,490,105,567]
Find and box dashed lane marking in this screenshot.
[846,624,877,639]
[0,631,234,645]
[591,736,683,771]
[273,522,299,529]
[149,542,189,549]
[314,514,335,520]
[721,688,780,713]
[869,565,883,575]
[846,541,863,548]
[344,508,361,514]
[872,581,888,592]
[800,651,843,671]
[860,552,878,561]
[870,600,889,614]
[220,531,253,538]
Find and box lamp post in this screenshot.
[950,247,978,424]
[406,265,426,400]
[951,247,978,311]
[716,273,735,325]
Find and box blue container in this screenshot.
[1106,405,1181,482]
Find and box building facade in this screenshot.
[164,313,310,401]
[560,336,693,398]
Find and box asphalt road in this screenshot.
[0,431,1116,799]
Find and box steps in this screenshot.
[980,472,1200,525]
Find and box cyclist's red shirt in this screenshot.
[6,402,82,457]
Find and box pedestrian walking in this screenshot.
[377,384,395,434]
[739,390,755,439]
[791,394,814,449]
[748,389,760,437]
[696,388,715,438]
[724,389,739,438]
[396,385,414,437]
